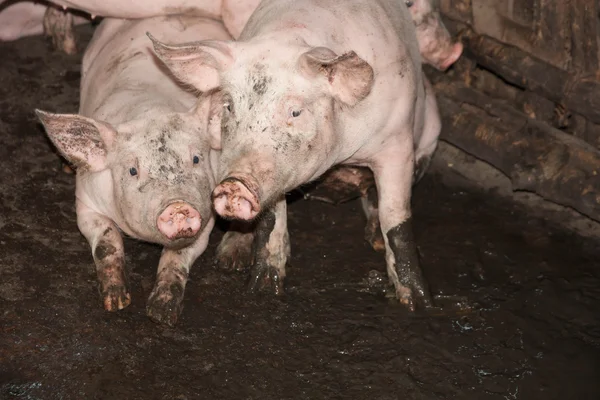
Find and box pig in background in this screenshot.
[151,0,463,312]
[35,14,229,326]
[0,0,260,54]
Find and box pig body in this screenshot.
[153,0,441,310]
[36,15,229,326]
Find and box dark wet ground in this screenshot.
[1,25,600,400]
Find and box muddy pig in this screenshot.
[35,15,228,326]
[150,0,440,311]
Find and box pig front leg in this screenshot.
[43,5,76,55]
[146,218,215,327]
[371,142,433,311]
[247,198,290,295]
[77,200,130,311]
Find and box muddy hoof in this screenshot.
[384,282,433,312]
[101,285,131,311]
[61,163,74,174]
[364,225,385,253]
[43,6,77,55]
[247,263,285,296]
[146,284,184,327]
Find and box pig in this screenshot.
[150,0,442,311]
[0,0,261,53]
[35,14,229,326]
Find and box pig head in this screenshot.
[36,107,217,248]
[151,37,374,221]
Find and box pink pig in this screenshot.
[35,14,227,326]
[151,0,444,311]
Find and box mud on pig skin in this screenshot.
[35,14,230,326]
[151,0,439,311]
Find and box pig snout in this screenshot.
[212,177,261,221]
[157,202,202,240]
[437,41,463,71]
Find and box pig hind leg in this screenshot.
[77,201,130,311]
[360,186,385,252]
[43,5,76,55]
[216,222,256,272]
[413,78,442,184]
[146,218,215,326]
[247,198,290,295]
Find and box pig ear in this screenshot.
[147,32,233,92]
[192,89,224,150]
[35,110,115,172]
[299,47,374,106]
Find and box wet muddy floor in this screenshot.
[1,26,600,400]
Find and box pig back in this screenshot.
[79,15,232,125]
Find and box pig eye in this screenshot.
[129,167,138,176]
[224,103,232,113]
[405,0,414,7]
[291,109,302,118]
[193,155,200,164]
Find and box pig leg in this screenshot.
[371,140,433,311]
[215,222,255,272]
[360,186,385,253]
[77,201,131,311]
[413,78,442,183]
[247,198,290,295]
[43,5,76,55]
[146,218,215,326]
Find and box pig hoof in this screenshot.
[61,163,74,174]
[43,6,77,55]
[101,286,131,312]
[364,223,385,253]
[389,284,433,312]
[247,263,285,296]
[146,284,185,327]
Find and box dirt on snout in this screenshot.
[0,25,599,400]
